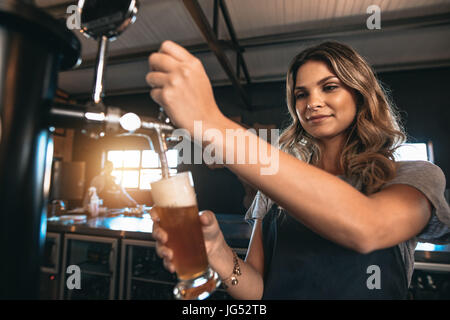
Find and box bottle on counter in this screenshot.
[88,187,100,217]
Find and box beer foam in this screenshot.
[150,171,197,207]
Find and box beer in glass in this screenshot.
[150,171,220,299]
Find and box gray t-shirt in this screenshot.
[245,160,450,287]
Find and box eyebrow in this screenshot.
[294,76,339,91]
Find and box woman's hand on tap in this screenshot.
[146,41,225,136]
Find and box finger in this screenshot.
[148,52,179,72]
[155,243,169,259]
[155,243,172,258]
[145,71,168,89]
[199,210,215,226]
[159,40,194,62]
[155,243,164,258]
[149,207,160,222]
[152,226,168,243]
[163,258,176,273]
[149,87,164,106]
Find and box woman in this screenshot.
[145,41,450,299]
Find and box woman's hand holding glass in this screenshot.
[150,208,227,275]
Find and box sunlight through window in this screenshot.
[107,149,178,189]
[393,143,430,162]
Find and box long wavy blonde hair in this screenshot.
[279,41,406,194]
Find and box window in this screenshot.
[393,142,433,162]
[107,149,178,190]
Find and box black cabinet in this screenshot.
[119,239,177,300]
[40,232,62,299]
[409,263,450,299]
[59,234,118,300]
[119,239,247,300]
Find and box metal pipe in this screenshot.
[141,120,174,132]
[154,127,170,179]
[116,130,170,179]
[92,35,109,104]
[50,107,85,119]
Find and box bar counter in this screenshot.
[41,209,252,299]
[46,210,252,248]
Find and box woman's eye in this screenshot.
[324,85,338,92]
[295,92,306,99]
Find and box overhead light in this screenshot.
[85,112,105,121]
[120,112,141,131]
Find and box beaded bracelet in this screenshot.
[222,250,241,289]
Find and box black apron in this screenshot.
[98,175,125,208]
[262,204,408,299]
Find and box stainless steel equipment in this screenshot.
[0,0,81,299]
[50,0,175,177]
[0,0,177,300]
[78,0,139,106]
[50,0,176,153]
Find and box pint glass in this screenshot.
[150,171,220,300]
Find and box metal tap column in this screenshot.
[0,0,80,299]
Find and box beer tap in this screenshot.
[49,0,178,160]
[118,111,172,179]
[48,0,179,178]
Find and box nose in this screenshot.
[306,90,324,110]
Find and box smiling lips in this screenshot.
[307,115,332,123]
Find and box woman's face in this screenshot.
[294,60,358,144]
